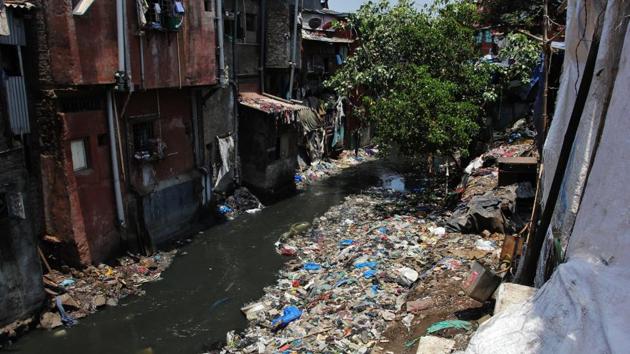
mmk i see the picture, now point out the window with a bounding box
[224,12,245,40]
[71,139,89,172]
[0,45,21,77]
[204,0,213,12]
[59,95,103,112]
[133,121,155,151]
[0,193,7,218]
[97,133,109,147]
[246,14,256,32]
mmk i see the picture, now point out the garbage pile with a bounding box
[39,250,177,329]
[295,148,378,188]
[222,186,503,353]
[218,187,264,219]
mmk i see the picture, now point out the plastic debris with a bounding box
[59,279,75,288]
[426,320,472,334]
[475,239,497,251]
[354,262,377,270]
[271,306,302,329]
[218,205,233,215]
[223,165,510,352]
[340,239,354,247]
[40,251,176,327]
[303,263,321,271]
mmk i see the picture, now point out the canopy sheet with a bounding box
[467,1,630,353]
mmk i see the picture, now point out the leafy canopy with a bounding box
[326,0,492,158]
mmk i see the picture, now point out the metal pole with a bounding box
[288,0,299,99]
[260,0,267,92]
[116,0,125,73]
[107,90,126,227]
[542,0,550,139]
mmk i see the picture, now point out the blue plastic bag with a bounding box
[340,239,354,247]
[303,262,321,271]
[363,270,377,279]
[355,261,377,270]
[218,205,233,214]
[272,306,302,328]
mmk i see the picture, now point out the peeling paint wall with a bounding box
[39,0,217,88]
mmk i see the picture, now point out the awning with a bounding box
[302,29,354,44]
[5,1,36,9]
[239,92,308,114]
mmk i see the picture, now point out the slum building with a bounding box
[230,0,306,197]
[0,0,46,329]
[33,0,227,266]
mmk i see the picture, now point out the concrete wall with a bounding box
[39,94,121,266]
[265,0,291,69]
[0,114,44,328]
[239,107,297,194]
[200,86,235,193]
[123,88,200,249]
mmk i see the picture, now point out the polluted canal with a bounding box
[8,159,414,354]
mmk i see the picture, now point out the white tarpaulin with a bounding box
[214,135,234,188]
[467,1,630,353]
[535,0,629,286]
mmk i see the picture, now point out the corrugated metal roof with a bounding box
[5,76,31,135]
[239,92,308,114]
[0,9,26,45]
[302,29,354,44]
[5,1,36,9]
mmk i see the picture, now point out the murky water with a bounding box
[7,159,405,354]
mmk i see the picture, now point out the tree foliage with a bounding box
[326,0,491,157]
[479,0,565,33]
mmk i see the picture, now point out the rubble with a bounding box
[218,187,265,220]
[493,283,536,315]
[39,250,177,329]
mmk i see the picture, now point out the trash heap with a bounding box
[223,186,503,353]
[295,148,378,188]
[39,250,177,329]
[218,187,265,219]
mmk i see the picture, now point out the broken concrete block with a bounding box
[397,267,419,287]
[416,336,455,354]
[406,297,433,313]
[40,312,62,329]
[241,302,266,321]
[462,261,501,302]
[92,294,107,308]
[494,283,536,315]
[58,293,81,310]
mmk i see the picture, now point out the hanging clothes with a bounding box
[136,0,149,28]
[214,135,235,188]
[0,3,10,37]
[332,97,346,148]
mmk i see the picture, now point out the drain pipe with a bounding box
[116,0,127,89]
[112,0,127,227]
[216,0,227,86]
[288,0,299,99]
[232,0,240,184]
[107,90,126,227]
[259,0,266,92]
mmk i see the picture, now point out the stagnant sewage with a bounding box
[6,160,411,354]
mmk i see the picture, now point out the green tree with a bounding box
[326,0,491,158]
